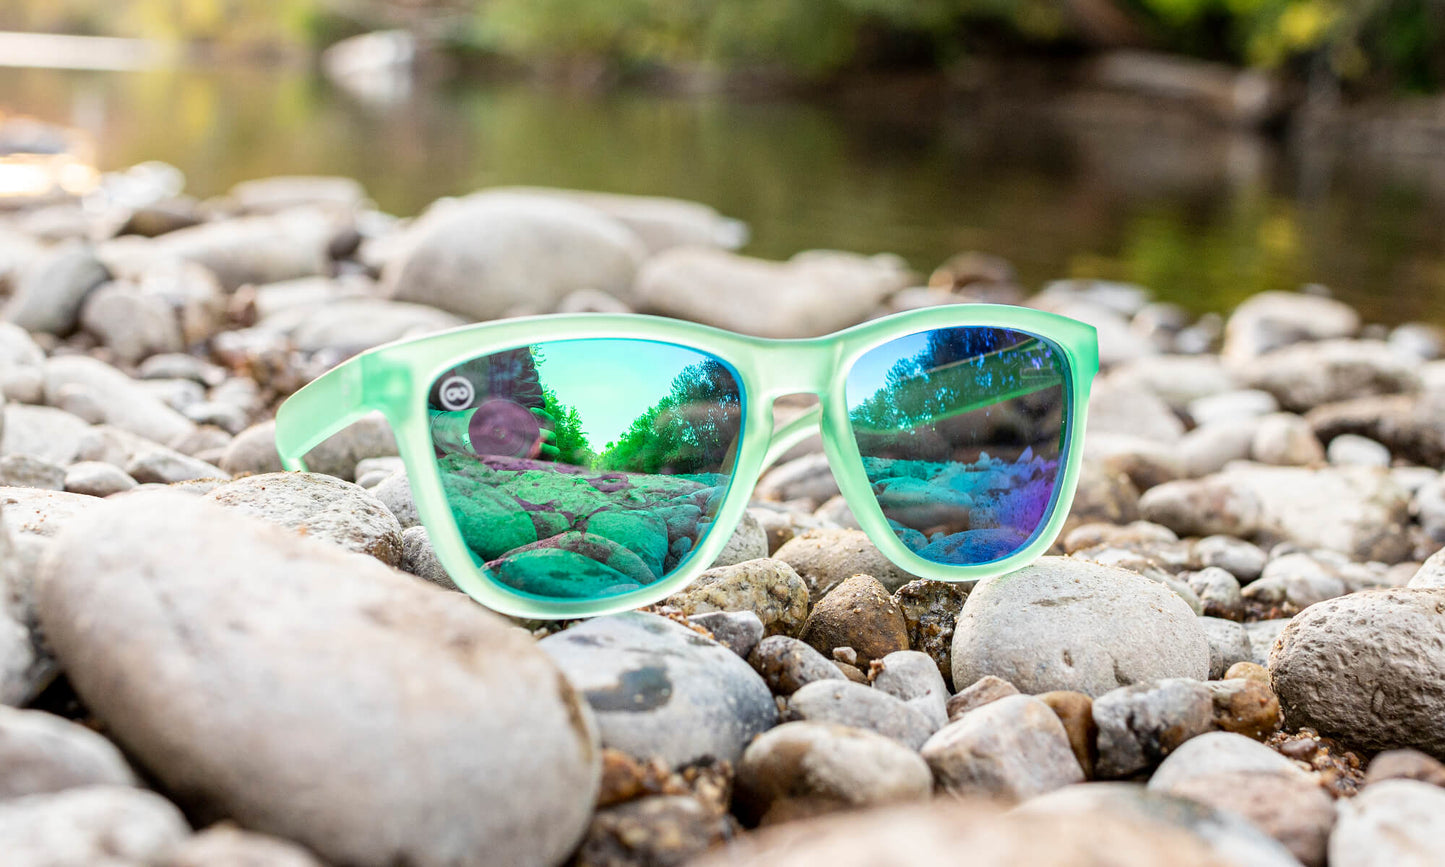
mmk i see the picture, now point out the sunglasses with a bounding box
[274,305,1098,620]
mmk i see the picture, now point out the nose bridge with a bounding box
[746,337,839,472]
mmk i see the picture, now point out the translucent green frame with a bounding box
[275,305,1099,620]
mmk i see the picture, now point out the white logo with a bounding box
[438,375,475,410]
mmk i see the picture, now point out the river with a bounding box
[3,63,1444,325]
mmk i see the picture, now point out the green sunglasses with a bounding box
[274,305,1099,620]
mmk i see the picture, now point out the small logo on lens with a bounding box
[438,375,475,410]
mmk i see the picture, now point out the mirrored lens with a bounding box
[845,326,1069,566]
[426,339,743,601]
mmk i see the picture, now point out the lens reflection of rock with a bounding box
[429,399,544,459]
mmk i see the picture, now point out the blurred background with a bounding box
[2,0,1444,324]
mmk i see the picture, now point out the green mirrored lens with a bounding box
[427,339,743,601]
[845,326,1070,566]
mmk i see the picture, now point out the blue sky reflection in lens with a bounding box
[845,326,1069,566]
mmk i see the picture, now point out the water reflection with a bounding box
[847,327,1066,565]
[427,339,741,600]
[1,66,1443,325]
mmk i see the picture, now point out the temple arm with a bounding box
[274,356,371,472]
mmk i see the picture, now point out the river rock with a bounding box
[541,612,775,768]
[1138,476,1261,538]
[664,558,807,637]
[167,825,326,867]
[1065,460,1141,528]
[125,448,225,485]
[773,528,914,596]
[1161,770,1334,866]
[872,650,949,730]
[1407,547,1445,589]
[0,454,64,491]
[636,248,911,338]
[735,721,932,824]
[1251,413,1325,465]
[2,242,109,335]
[1086,378,1184,443]
[799,574,909,667]
[787,680,934,750]
[62,461,137,497]
[687,610,763,659]
[1325,433,1391,467]
[1224,464,1411,562]
[1363,749,1445,787]
[952,558,1209,697]
[754,453,839,507]
[1150,732,1308,790]
[0,404,92,467]
[1108,355,1237,410]
[1328,779,1445,867]
[1192,535,1267,582]
[37,491,600,867]
[147,209,337,290]
[488,186,747,254]
[230,174,366,214]
[1178,420,1260,478]
[1269,588,1445,760]
[1222,290,1360,362]
[1092,678,1214,778]
[204,472,404,565]
[388,193,646,320]
[1020,782,1302,867]
[947,675,1020,720]
[44,355,194,446]
[891,579,968,690]
[0,785,190,866]
[0,706,137,800]
[694,797,1223,867]
[1198,617,1252,679]
[1188,389,1280,427]
[1186,568,1244,621]
[749,635,845,695]
[0,323,45,404]
[572,793,734,867]
[922,694,1084,800]
[1251,340,1420,413]
[78,282,184,365]
[398,525,455,590]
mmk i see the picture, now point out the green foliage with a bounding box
[596,359,741,475]
[540,384,595,468]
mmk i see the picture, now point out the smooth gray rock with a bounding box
[1270,588,1445,760]
[1329,780,1445,867]
[1244,552,1346,609]
[753,452,838,506]
[1138,476,1262,538]
[634,248,910,339]
[664,558,808,637]
[788,680,934,750]
[872,650,949,731]
[389,193,646,320]
[1019,782,1302,867]
[1326,433,1391,467]
[1093,678,1215,778]
[1251,413,1325,466]
[922,694,1084,800]
[399,525,456,590]
[1186,567,1245,621]
[1108,355,1237,410]
[44,356,194,446]
[146,209,336,290]
[1178,420,1260,478]
[124,448,225,485]
[1198,617,1253,680]
[0,706,137,800]
[952,558,1209,698]
[1241,339,1418,413]
[0,454,64,490]
[205,472,403,566]
[286,298,466,355]
[373,469,419,527]
[541,612,775,768]
[0,785,189,866]
[220,416,398,482]
[2,243,109,335]
[1245,619,1291,668]
[1225,464,1412,563]
[0,501,36,707]
[748,635,846,696]
[37,491,600,867]
[1188,389,1280,427]
[735,721,931,824]
[1086,377,1184,443]
[0,404,91,466]
[62,461,137,498]
[487,186,747,255]
[709,510,768,568]
[1193,535,1267,582]
[1149,732,1311,791]
[687,611,764,659]
[79,282,183,364]
[1222,291,1360,362]
[0,323,45,404]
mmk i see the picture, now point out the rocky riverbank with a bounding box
[2,171,1444,866]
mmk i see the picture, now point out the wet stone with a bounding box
[786,680,934,751]
[748,635,844,696]
[799,574,909,668]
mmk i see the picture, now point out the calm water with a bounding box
[3,65,1445,324]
